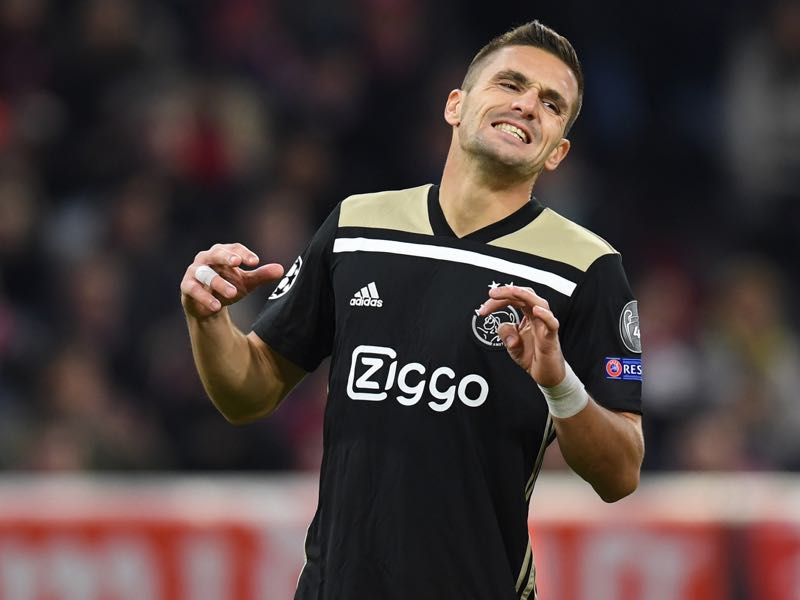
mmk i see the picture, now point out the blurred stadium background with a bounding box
[0,0,798,597]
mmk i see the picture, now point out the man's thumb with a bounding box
[246,263,285,286]
[497,322,519,350]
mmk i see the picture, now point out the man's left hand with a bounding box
[478,285,566,387]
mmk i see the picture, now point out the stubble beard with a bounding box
[460,128,539,185]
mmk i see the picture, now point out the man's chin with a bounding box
[476,151,536,180]
[462,138,538,179]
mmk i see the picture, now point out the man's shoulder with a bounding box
[339,184,433,235]
[489,207,618,272]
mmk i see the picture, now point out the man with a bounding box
[181,20,644,600]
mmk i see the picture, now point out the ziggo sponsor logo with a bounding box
[346,345,489,412]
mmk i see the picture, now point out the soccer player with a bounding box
[181,20,644,600]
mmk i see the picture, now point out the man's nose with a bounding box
[511,89,540,120]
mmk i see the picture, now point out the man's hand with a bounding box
[480,285,644,502]
[180,243,285,319]
[478,285,565,387]
[180,242,302,423]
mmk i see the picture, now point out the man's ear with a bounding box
[444,89,463,126]
[544,138,571,172]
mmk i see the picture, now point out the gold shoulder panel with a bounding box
[338,184,434,235]
[488,208,617,272]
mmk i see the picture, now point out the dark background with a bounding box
[1,0,798,473]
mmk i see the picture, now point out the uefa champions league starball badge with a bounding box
[269,255,303,299]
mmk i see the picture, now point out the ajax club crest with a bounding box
[472,281,521,347]
[472,307,521,347]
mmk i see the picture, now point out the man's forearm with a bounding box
[552,400,644,502]
[186,308,284,424]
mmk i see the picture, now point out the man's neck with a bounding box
[439,152,539,238]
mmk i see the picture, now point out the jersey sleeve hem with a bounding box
[593,395,643,415]
[250,325,317,373]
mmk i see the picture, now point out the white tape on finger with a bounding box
[195,265,219,287]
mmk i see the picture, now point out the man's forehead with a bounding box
[478,45,579,100]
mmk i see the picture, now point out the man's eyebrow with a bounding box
[493,69,531,87]
[492,69,570,112]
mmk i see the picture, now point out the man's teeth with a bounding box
[494,123,527,143]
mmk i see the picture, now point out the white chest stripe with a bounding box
[333,237,577,297]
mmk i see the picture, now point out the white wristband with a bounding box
[537,362,589,419]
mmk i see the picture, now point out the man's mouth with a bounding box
[492,122,530,144]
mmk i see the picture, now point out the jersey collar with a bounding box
[427,184,544,243]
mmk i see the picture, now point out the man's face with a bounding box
[445,45,579,180]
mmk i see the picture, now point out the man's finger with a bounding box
[198,243,260,268]
[181,278,222,311]
[478,297,532,318]
[218,243,259,267]
[531,305,560,334]
[497,322,520,348]
[243,263,285,287]
[479,285,549,316]
[490,285,549,308]
[195,265,218,286]
[192,265,239,299]
[227,243,260,266]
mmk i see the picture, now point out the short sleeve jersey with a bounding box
[252,184,643,600]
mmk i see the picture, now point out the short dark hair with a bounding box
[462,21,584,135]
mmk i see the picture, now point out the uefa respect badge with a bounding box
[604,357,643,381]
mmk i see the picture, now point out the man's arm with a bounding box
[478,285,644,502]
[552,405,643,502]
[181,243,306,424]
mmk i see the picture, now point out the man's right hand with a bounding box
[180,243,285,320]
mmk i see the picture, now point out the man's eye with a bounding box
[500,82,520,91]
[543,101,561,114]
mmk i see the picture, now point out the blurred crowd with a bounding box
[0,0,798,472]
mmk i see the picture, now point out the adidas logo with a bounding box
[350,282,383,307]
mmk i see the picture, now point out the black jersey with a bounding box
[252,184,643,600]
